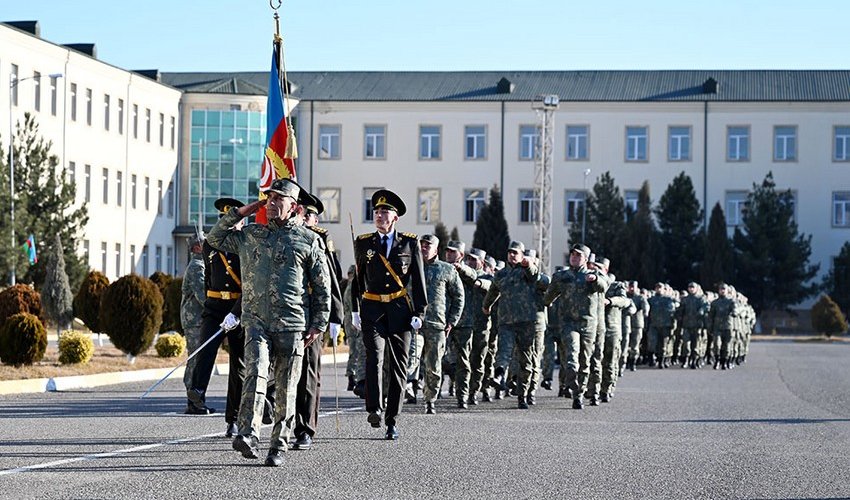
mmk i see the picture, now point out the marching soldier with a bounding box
[180,237,205,394]
[186,198,246,438]
[626,281,649,371]
[599,273,633,402]
[708,283,738,370]
[292,191,344,451]
[542,266,566,392]
[463,248,492,405]
[210,178,330,467]
[343,265,365,392]
[679,282,709,369]
[350,189,428,440]
[444,240,478,408]
[482,240,541,410]
[415,235,464,414]
[544,244,609,410]
[647,282,679,369]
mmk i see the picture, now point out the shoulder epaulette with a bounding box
[357,232,372,240]
[308,225,328,235]
[401,231,417,239]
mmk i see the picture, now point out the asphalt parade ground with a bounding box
[0,340,848,500]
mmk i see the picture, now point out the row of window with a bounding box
[9,63,176,149]
[310,187,850,228]
[68,162,174,217]
[316,123,850,163]
[83,241,173,277]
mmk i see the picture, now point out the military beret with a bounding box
[570,243,590,258]
[446,240,466,254]
[507,240,525,253]
[264,178,301,200]
[214,197,245,213]
[372,189,406,216]
[468,248,486,261]
[420,234,439,245]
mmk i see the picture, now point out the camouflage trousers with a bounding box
[618,326,630,368]
[601,331,623,396]
[495,322,537,397]
[586,325,606,399]
[420,328,448,403]
[345,322,366,382]
[559,324,595,400]
[672,327,684,360]
[713,329,732,359]
[528,327,546,395]
[450,327,474,402]
[182,324,202,391]
[628,327,644,360]
[481,328,498,392]
[680,327,705,359]
[542,326,559,381]
[238,325,304,452]
[407,331,425,382]
[648,325,674,360]
[468,328,491,396]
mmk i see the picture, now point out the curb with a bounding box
[0,352,349,395]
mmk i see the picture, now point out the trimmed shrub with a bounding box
[155,333,186,358]
[149,271,173,333]
[100,275,163,357]
[163,278,184,334]
[73,271,110,333]
[811,294,848,338]
[0,312,48,366]
[0,284,46,327]
[58,330,95,365]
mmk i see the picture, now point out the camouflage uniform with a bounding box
[647,293,678,367]
[627,292,648,368]
[180,252,205,391]
[708,294,738,369]
[599,281,633,398]
[482,260,540,404]
[586,278,608,402]
[467,272,492,401]
[207,208,330,453]
[527,273,549,401]
[618,296,634,374]
[417,258,464,404]
[344,279,365,384]
[542,297,563,387]
[679,293,709,366]
[544,264,608,406]
[451,261,482,405]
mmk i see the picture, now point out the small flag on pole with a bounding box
[21,235,37,265]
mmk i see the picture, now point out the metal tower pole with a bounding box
[533,95,558,274]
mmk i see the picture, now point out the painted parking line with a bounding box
[0,405,364,476]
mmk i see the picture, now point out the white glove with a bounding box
[410,317,423,330]
[221,313,240,331]
[330,323,341,344]
[352,312,361,330]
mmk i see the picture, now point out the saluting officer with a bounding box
[292,191,344,451]
[187,197,246,437]
[351,189,428,440]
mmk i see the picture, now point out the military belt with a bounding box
[207,290,241,300]
[362,289,407,303]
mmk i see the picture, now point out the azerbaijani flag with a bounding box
[21,234,37,265]
[256,45,297,224]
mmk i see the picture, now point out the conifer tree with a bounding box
[623,181,663,285]
[473,185,511,261]
[569,172,626,268]
[701,203,733,291]
[433,222,450,256]
[656,172,704,289]
[41,234,74,335]
[821,241,850,315]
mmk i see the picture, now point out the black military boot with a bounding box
[526,392,536,406]
[232,435,260,459]
[481,389,492,403]
[457,398,468,409]
[490,367,505,390]
[264,448,284,467]
[600,392,610,403]
[557,386,565,397]
[572,397,584,410]
[425,402,436,415]
[518,395,529,410]
[541,379,552,391]
[721,357,728,370]
[353,379,366,399]
[467,394,478,406]
[347,375,355,391]
[713,358,720,370]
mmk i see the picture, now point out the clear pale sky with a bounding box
[4,0,848,72]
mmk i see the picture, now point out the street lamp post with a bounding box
[8,72,62,285]
[582,168,591,243]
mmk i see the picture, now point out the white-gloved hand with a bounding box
[352,312,362,330]
[330,323,341,344]
[410,316,423,330]
[221,313,240,331]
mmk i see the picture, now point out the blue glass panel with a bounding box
[236,111,248,128]
[221,111,235,127]
[191,110,205,126]
[235,162,249,179]
[221,163,234,179]
[206,162,220,180]
[191,127,205,144]
[207,127,221,143]
[248,112,261,129]
[219,180,233,196]
[207,111,221,126]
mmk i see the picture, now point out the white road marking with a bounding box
[0,405,364,476]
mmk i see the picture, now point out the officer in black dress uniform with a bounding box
[351,189,427,440]
[291,191,344,450]
[186,197,246,437]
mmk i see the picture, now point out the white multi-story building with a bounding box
[2,21,180,281]
[165,71,850,297]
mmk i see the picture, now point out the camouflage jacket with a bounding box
[543,265,609,332]
[679,293,709,329]
[180,254,205,329]
[343,278,356,334]
[483,261,541,325]
[603,281,632,336]
[534,274,550,330]
[207,209,330,333]
[708,296,738,332]
[423,258,464,331]
[474,273,494,332]
[454,261,480,329]
[629,293,649,329]
[648,294,678,328]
